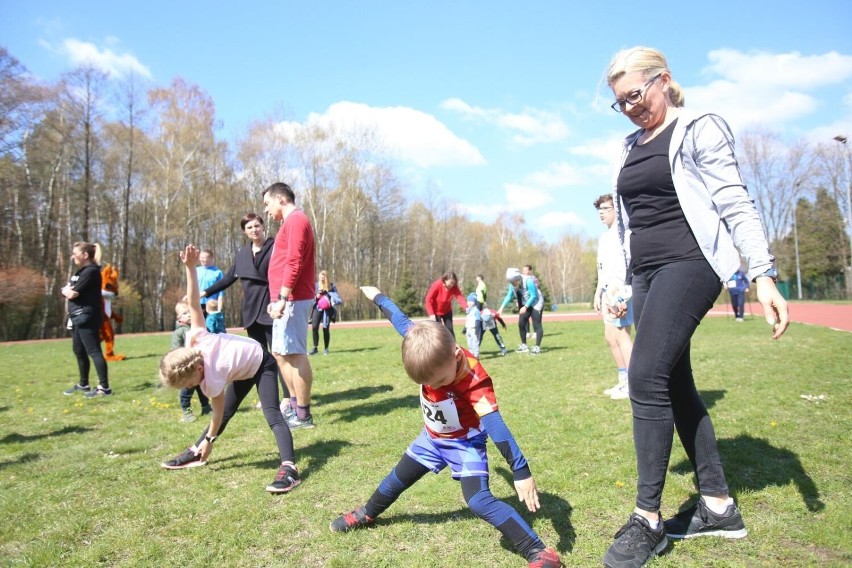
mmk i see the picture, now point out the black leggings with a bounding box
[518,309,543,346]
[246,322,289,398]
[194,351,295,464]
[310,310,331,350]
[72,325,109,389]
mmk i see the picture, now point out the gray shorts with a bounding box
[271,299,311,355]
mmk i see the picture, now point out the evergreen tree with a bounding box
[392,272,425,317]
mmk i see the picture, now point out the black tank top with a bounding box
[617,119,704,271]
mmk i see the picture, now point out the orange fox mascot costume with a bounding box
[94,247,126,362]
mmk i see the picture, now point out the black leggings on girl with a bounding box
[194,351,295,464]
[364,453,544,560]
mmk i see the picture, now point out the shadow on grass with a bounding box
[0,425,94,444]
[0,405,8,413]
[215,438,354,483]
[671,434,825,512]
[313,385,394,406]
[323,394,420,423]
[313,346,381,355]
[0,452,40,470]
[698,389,726,410]
[495,467,576,554]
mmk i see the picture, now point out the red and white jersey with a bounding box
[420,348,498,439]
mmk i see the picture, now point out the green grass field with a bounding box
[1,318,850,567]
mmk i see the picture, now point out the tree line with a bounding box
[1,47,848,341]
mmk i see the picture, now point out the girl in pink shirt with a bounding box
[159,245,301,494]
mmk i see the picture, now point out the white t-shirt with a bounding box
[597,224,627,291]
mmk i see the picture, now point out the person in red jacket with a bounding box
[424,271,466,338]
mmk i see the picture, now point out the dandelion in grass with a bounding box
[770,421,777,427]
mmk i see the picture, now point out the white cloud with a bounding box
[537,210,584,229]
[293,101,486,168]
[704,49,852,89]
[57,38,152,79]
[687,49,852,132]
[441,97,568,146]
[504,183,554,210]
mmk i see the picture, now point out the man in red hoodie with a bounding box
[263,182,317,429]
[424,271,466,338]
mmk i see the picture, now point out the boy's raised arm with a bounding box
[360,286,414,337]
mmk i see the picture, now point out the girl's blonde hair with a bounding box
[400,321,456,384]
[159,347,204,388]
[606,46,685,108]
[318,270,330,292]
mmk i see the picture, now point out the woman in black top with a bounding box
[62,242,111,397]
[202,213,275,353]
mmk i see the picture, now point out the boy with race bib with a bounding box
[329,286,561,568]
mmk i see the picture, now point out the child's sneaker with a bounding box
[63,384,90,395]
[500,348,508,356]
[160,447,207,469]
[603,513,667,568]
[266,462,301,493]
[664,500,747,540]
[200,404,212,416]
[323,348,329,356]
[531,345,541,354]
[83,386,112,398]
[527,546,563,567]
[287,414,315,430]
[181,408,196,423]
[610,383,629,400]
[329,506,374,532]
[515,344,529,353]
[308,348,318,355]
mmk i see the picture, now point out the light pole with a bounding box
[833,135,852,298]
[793,203,803,300]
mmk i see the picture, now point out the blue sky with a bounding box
[3,1,852,242]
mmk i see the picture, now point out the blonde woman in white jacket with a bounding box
[601,46,789,568]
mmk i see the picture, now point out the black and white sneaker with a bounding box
[603,513,667,568]
[266,462,301,493]
[664,500,747,540]
[64,384,91,395]
[161,447,207,469]
[83,386,112,398]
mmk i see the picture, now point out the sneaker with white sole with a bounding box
[280,400,295,420]
[610,383,629,400]
[266,462,301,493]
[83,386,112,398]
[287,414,315,429]
[664,499,747,540]
[530,345,541,354]
[180,408,197,423]
[161,447,207,469]
[603,513,667,568]
[515,344,529,353]
[63,384,91,395]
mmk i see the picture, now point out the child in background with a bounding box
[464,292,482,358]
[329,286,562,568]
[159,245,301,494]
[481,306,509,356]
[204,298,226,334]
[172,301,211,423]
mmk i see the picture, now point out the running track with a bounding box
[334,301,852,333]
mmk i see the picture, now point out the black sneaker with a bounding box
[664,500,747,540]
[161,447,207,469]
[64,384,90,395]
[603,513,667,568]
[287,414,315,430]
[83,387,112,398]
[329,506,374,532]
[200,404,212,416]
[266,462,301,493]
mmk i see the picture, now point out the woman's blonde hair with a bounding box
[318,270,330,292]
[400,321,456,384]
[159,347,204,388]
[606,46,685,108]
